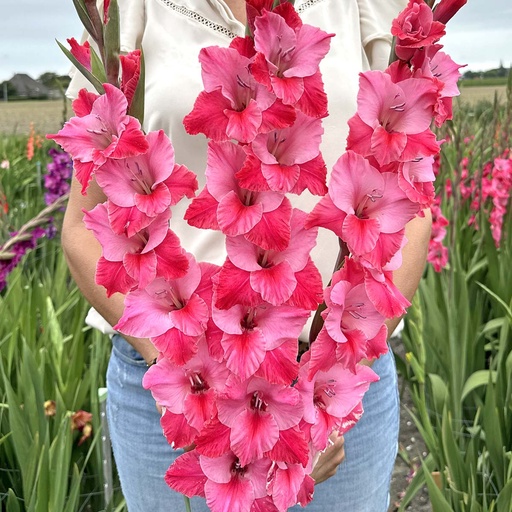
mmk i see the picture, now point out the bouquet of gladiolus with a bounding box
[49,0,466,510]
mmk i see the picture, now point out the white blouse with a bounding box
[69,0,407,335]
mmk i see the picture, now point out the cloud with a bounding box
[0,0,84,81]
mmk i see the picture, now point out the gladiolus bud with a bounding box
[67,38,92,72]
[433,0,467,24]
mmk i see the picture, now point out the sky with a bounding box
[1,0,511,83]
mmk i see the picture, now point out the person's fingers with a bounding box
[155,402,163,415]
[311,433,346,484]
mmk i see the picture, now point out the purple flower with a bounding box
[44,148,73,206]
[0,228,47,292]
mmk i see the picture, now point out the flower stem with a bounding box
[183,496,192,512]
[308,239,349,343]
[0,193,68,258]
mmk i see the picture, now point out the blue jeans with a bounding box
[107,334,399,512]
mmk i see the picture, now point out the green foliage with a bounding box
[397,79,512,510]
[0,135,125,510]
[460,77,509,88]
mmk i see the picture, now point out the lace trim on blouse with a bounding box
[158,0,239,38]
[158,0,326,38]
[297,0,325,13]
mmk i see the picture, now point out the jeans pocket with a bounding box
[111,333,147,367]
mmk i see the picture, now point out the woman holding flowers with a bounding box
[58,0,441,510]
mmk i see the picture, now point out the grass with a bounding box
[460,77,508,87]
[0,99,72,136]
[458,85,507,104]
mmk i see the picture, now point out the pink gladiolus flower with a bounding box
[166,450,271,512]
[363,266,411,318]
[165,450,208,498]
[83,204,188,294]
[120,50,141,108]
[397,156,436,209]
[143,340,229,437]
[115,255,208,344]
[95,130,196,234]
[427,242,448,272]
[412,48,463,98]
[184,46,293,143]
[411,47,465,126]
[322,268,386,347]
[186,141,292,251]
[391,0,446,61]
[216,377,304,466]
[251,9,333,117]
[202,452,272,512]
[215,210,323,309]
[72,89,101,118]
[347,72,439,165]
[67,37,91,71]
[238,112,327,196]
[212,298,309,382]
[47,84,149,193]
[433,0,467,24]
[307,259,385,375]
[297,355,378,451]
[245,0,291,35]
[307,151,418,259]
[267,462,311,512]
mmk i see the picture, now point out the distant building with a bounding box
[6,73,58,99]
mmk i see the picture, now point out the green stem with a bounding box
[0,193,69,258]
[308,239,349,344]
[183,496,192,512]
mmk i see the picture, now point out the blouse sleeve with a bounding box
[66,0,145,99]
[356,0,407,70]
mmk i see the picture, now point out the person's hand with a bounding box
[310,432,345,484]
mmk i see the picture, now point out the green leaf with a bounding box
[56,40,105,94]
[480,317,507,337]
[497,476,512,512]
[71,0,97,41]
[441,409,468,493]
[482,379,505,489]
[45,297,64,364]
[6,489,21,512]
[90,45,108,83]
[35,440,50,512]
[63,464,82,512]
[104,0,120,85]
[428,373,448,414]
[421,461,453,512]
[49,416,73,512]
[477,282,512,321]
[128,47,145,124]
[461,370,498,402]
